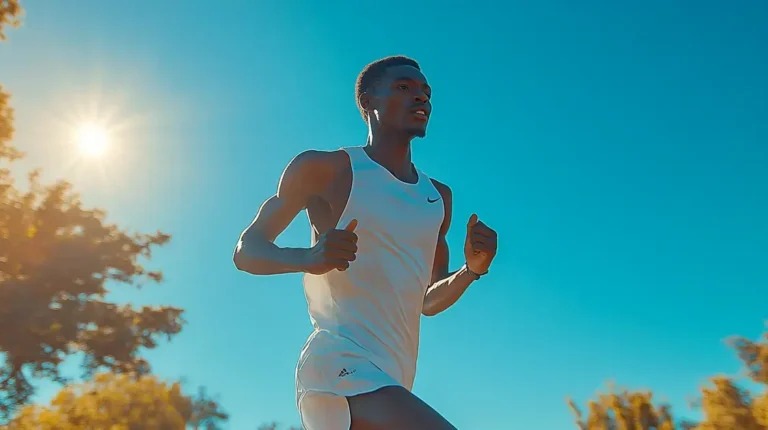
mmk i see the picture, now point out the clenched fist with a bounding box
[303,219,359,275]
[464,214,497,276]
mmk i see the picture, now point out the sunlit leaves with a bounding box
[568,386,677,430]
[6,373,228,430]
[0,166,180,419]
[0,0,22,41]
[570,325,768,430]
[0,86,22,161]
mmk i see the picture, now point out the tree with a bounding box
[5,372,228,430]
[693,376,763,430]
[188,386,230,430]
[1,0,22,160]
[0,0,184,421]
[569,323,768,429]
[0,85,20,161]
[730,331,768,388]
[568,386,677,430]
[0,0,22,41]
[689,330,768,430]
[0,167,183,419]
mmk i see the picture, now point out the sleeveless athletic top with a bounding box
[301,145,445,390]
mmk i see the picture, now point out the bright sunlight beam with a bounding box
[76,123,109,157]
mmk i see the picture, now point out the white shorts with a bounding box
[296,330,400,430]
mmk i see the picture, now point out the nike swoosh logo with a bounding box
[427,197,441,203]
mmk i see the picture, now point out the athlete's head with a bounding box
[356,56,432,139]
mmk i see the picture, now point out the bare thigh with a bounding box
[346,385,457,430]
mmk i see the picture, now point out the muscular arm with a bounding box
[421,181,477,316]
[233,151,324,275]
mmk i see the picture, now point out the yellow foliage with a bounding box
[693,377,765,430]
[0,0,22,41]
[570,324,768,429]
[569,387,677,430]
[754,393,768,428]
[0,85,20,161]
[4,373,228,430]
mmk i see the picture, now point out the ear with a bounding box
[358,92,371,112]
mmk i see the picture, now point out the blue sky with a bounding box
[2,0,767,428]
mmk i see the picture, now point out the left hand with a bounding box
[464,214,497,275]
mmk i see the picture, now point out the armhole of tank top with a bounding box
[334,148,355,229]
[425,174,447,224]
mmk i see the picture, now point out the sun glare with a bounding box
[76,123,109,157]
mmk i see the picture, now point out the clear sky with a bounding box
[2,0,767,428]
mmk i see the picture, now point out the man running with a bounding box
[233,56,498,429]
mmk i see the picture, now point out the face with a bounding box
[362,65,432,138]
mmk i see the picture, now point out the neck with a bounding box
[365,126,415,181]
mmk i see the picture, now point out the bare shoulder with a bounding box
[287,149,349,174]
[280,149,350,195]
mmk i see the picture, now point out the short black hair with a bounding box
[355,55,420,121]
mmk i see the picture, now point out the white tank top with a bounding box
[301,146,445,390]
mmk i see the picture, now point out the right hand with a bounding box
[303,219,359,275]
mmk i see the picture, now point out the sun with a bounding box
[76,123,109,157]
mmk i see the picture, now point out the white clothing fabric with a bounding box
[295,146,444,429]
